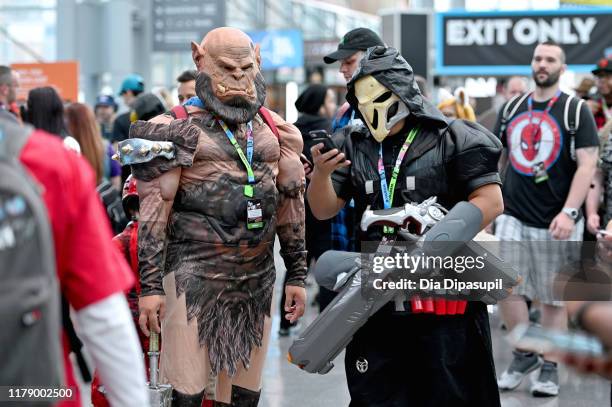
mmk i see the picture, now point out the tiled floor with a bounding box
[262,247,611,407]
[79,245,611,406]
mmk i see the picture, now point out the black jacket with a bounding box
[332,47,502,241]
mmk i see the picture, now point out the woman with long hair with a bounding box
[66,103,126,233]
[65,103,106,185]
[66,102,122,190]
[23,86,81,153]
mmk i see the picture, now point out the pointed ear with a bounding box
[254,43,262,68]
[191,41,205,70]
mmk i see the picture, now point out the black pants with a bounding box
[345,302,500,407]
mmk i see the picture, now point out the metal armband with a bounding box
[112,138,175,166]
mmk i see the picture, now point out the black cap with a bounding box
[324,28,384,64]
[592,57,612,75]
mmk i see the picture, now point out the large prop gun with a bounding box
[288,197,519,374]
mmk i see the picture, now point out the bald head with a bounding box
[202,27,254,53]
[504,76,528,100]
[189,27,266,124]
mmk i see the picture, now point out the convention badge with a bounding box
[246,199,264,229]
[532,162,549,184]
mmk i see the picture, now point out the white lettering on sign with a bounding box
[513,18,539,45]
[573,17,597,44]
[446,17,597,46]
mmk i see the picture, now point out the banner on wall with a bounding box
[11,61,79,102]
[436,8,612,75]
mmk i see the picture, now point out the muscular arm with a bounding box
[137,167,181,295]
[468,183,504,230]
[306,169,346,220]
[564,146,599,210]
[274,113,308,287]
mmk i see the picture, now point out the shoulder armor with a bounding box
[114,138,175,165]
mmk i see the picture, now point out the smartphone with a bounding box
[508,324,604,357]
[308,130,338,155]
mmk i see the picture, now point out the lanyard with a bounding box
[378,126,419,210]
[217,118,255,197]
[527,90,561,139]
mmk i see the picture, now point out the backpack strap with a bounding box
[258,106,280,140]
[0,119,33,160]
[62,296,92,382]
[169,105,189,120]
[563,95,584,162]
[499,92,529,138]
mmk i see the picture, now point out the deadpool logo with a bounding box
[507,111,562,176]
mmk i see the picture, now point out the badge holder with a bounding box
[246,188,263,230]
[533,162,549,184]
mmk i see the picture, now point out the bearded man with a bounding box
[117,27,307,406]
[494,41,599,398]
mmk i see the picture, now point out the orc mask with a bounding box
[354,75,409,142]
[191,27,266,124]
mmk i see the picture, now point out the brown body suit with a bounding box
[130,28,306,403]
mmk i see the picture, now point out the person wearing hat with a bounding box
[586,57,612,245]
[324,28,385,131]
[112,74,145,146]
[277,84,337,335]
[320,28,385,274]
[112,74,145,183]
[591,57,612,130]
[95,94,118,141]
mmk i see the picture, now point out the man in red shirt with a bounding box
[3,117,149,406]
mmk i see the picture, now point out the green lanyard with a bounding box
[378,126,419,233]
[217,119,255,197]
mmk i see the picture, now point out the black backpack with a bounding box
[0,119,64,395]
[96,180,128,235]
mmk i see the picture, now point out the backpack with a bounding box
[96,180,128,235]
[499,92,585,161]
[0,120,64,389]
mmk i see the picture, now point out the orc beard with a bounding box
[196,71,266,124]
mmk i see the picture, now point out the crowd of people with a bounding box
[1,23,612,407]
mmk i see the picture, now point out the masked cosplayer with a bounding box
[117,27,307,406]
[307,46,505,406]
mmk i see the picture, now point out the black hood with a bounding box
[346,46,447,129]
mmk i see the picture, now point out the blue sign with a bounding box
[247,29,304,70]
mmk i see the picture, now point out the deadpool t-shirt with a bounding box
[494,92,599,228]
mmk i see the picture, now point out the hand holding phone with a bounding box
[307,131,350,177]
[309,130,338,155]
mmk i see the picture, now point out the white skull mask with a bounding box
[354,75,410,143]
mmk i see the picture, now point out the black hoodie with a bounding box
[346,46,448,129]
[331,46,502,241]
